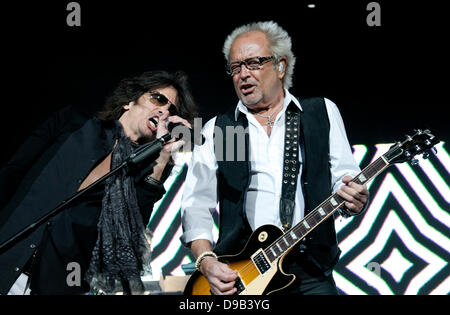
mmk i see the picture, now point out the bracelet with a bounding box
[195,251,218,271]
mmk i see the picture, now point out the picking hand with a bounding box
[200,257,239,295]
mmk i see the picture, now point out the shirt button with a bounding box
[14,267,20,272]
[30,244,36,249]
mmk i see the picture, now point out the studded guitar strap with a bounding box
[279,105,302,231]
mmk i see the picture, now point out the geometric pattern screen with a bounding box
[146,141,450,295]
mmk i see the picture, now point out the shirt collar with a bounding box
[234,88,303,121]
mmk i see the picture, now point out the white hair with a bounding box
[223,21,296,89]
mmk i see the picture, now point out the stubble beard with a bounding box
[240,89,263,108]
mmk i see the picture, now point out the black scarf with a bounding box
[85,121,152,295]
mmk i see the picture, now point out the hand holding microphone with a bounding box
[156,113,192,158]
[127,113,203,166]
[148,113,196,183]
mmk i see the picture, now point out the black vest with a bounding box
[213,97,340,275]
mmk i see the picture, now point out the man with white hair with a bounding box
[181,21,369,295]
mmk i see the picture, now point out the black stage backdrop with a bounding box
[1,1,449,296]
[2,1,449,162]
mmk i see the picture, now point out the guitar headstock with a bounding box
[383,129,440,165]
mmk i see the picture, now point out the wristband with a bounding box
[195,251,218,271]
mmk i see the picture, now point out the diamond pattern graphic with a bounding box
[370,229,430,294]
[334,142,450,295]
[382,248,414,283]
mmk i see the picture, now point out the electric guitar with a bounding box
[184,129,440,295]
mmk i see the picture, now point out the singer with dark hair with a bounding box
[0,70,197,295]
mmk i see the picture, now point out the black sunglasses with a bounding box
[148,92,178,115]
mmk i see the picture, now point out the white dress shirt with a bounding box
[180,90,361,246]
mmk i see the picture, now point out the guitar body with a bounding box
[184,224,296,295]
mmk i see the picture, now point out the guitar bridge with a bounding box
[209,276,245,295]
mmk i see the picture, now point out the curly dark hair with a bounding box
[97,70,198,123]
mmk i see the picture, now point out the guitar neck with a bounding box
[263,155,391,263]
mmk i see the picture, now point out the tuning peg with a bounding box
[424,129,436,140]
[410,158,419,166]
[422,147,438,160]
[414,129,423,135]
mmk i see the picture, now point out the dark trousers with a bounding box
[273,251,339,295]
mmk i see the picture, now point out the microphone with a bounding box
[166,121,205,146]
[127,135,170,166]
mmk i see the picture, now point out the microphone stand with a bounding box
[0,133,173,253]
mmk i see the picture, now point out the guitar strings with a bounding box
[216,143,431,289]
[263,156,388,256]
[234,148,423,284]
[228,184,361,280]
[224,157,390,283]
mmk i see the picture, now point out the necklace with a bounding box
[252,104,281,128]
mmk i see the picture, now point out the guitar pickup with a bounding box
[252,250,271,275]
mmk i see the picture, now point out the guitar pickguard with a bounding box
[185,224,296,295]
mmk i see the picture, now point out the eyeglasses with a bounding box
[148,91,178,115]
[226,56,275,76]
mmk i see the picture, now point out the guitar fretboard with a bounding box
[263,156,390,263]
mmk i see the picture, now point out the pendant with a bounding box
[266,117,275,128]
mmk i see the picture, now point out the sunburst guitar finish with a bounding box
[185,225,295,295]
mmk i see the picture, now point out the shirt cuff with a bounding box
[179,229,215,248]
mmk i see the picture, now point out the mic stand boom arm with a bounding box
[0,133,172,253]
